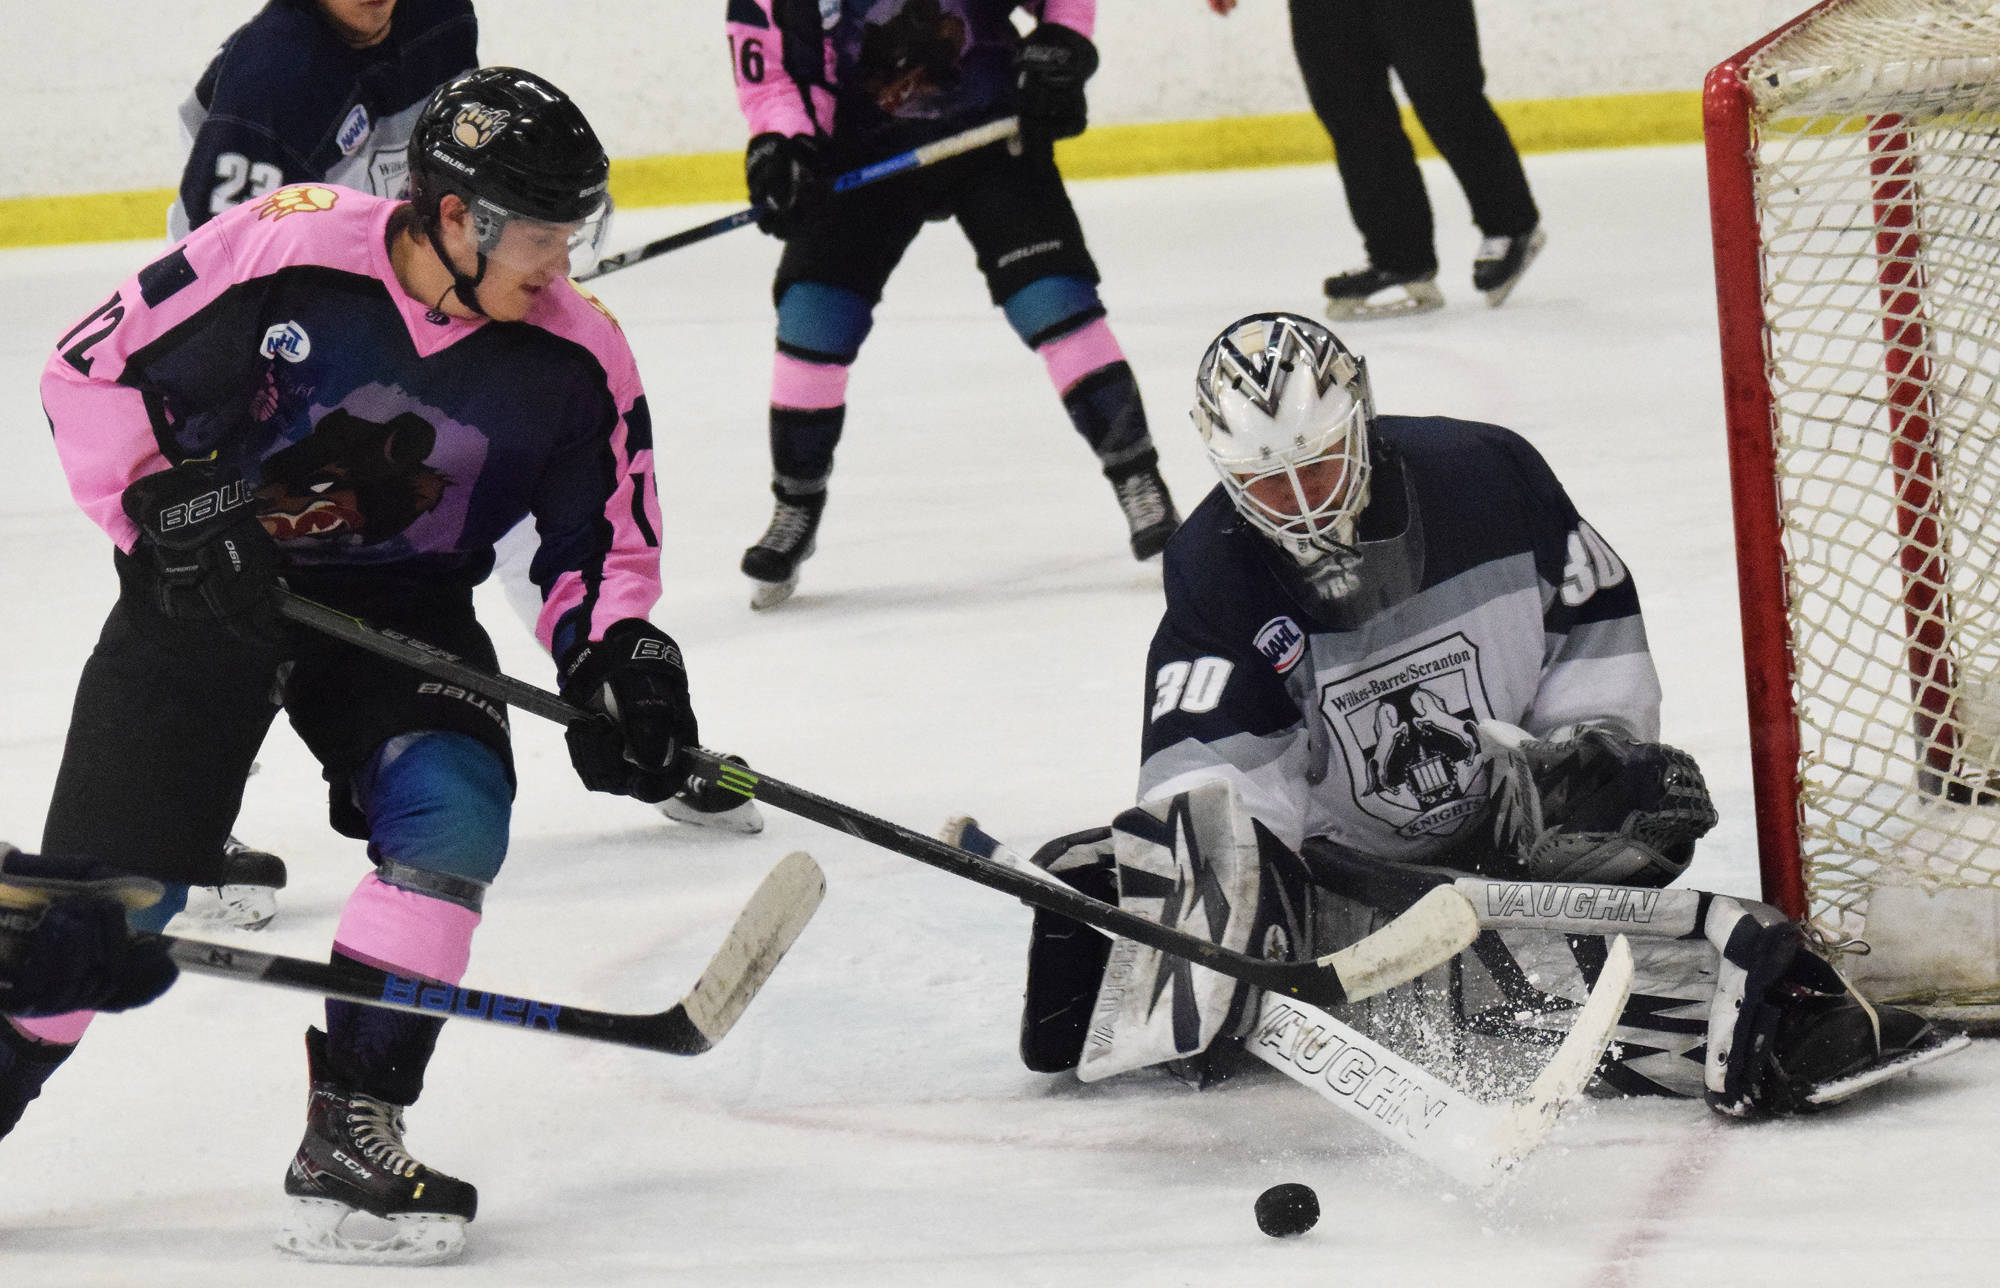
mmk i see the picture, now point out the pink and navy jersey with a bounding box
[43,184,662,665]
[727,0,1095,157]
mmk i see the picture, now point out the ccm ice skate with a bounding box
[276,1028,476,1266]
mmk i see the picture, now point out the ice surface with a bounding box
[3,148,1994,1286]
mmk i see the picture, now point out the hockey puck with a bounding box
[1253,1182,1319,1238]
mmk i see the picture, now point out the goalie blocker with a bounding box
[1016,732,1965,1116]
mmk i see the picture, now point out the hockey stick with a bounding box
[126,850,824,1055]
[1249,936,1633,1189]
[937,818,1632,1183]
[275,590,1478,1007]
[576,115,1020,281]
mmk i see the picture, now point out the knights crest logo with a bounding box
[450,103,510,149]
[255,185,339,220]
[1320,634,1494,839]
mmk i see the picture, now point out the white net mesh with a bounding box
[1737,1,2000,1000]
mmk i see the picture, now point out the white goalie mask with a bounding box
[1192,313,1375,567]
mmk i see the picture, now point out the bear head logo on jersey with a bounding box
[859,0,968,116]
[450,104,511,150]
[254,410,450,545]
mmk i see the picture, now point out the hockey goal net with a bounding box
[1707,0,2000,1018]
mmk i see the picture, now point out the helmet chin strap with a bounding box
[423,217,489,318]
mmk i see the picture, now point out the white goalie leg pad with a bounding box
[1075,779,1285,1083]
[275,1197,468,1267]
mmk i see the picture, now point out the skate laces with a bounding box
[345,1096,420,1178]
[754,500,818,554]
[1475,236,1512,264]
[1115,470,1170,530]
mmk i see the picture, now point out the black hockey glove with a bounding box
[1484,722,1717,887]
[121,459,283,647]
[0,847,177,1018]
[559,619,699,803]
[1015,23,1099,143]
[745,132,828,240]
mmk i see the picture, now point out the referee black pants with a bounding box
[1290,0,1539,274]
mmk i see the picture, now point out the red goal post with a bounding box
[1705,0,2000,1018]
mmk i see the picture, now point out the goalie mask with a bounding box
[1192,313,1375,568]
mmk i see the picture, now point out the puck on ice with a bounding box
[1254,1182,1319,1237]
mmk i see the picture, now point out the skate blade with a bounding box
[167,884,279,933]
[276,1197,467,1266]
[657,795,766,835]
[748,574,800,611]
[1805,1029,1973,1107]
[1325,280,1445,322]
[1481,230,1548,308]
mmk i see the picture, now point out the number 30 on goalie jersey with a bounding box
[1151,657,1234,720]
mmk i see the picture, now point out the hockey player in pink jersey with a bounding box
[726,0,1179,608]
[16,67,691,1265]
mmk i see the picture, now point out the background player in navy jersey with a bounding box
[170,0,479,241]
[14,68,695,1265]
[1005,312,1959,1114]
[725,0,1180,609]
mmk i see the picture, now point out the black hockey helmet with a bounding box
[410,66,609,226]
[407,67,611,312]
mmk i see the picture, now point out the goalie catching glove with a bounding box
[559,619,699,803]
[1482,720,1717,886]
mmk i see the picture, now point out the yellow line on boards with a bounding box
[1,91,1700,251]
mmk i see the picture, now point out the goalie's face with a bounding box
[1194,312,1375,566]
[1229,443,1369,562]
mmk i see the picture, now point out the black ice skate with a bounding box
[1472,228,1547,307]
[173,835,288,932]
[741,486,826,611]
[276,1027,477,1266]
[657,751,765,834]
[1322,264,1444,321]
[1108,461,1181,561]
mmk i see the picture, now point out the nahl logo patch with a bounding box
[336,103,372,156]
[450,103,510,149]
[1254,616,1305,674]
[260,321,310,363]
[255,185,339,220]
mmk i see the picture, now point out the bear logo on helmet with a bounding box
[449,104,511,150]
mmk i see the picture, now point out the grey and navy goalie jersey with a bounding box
[1138,415,1661,862]
[168,0,476,240]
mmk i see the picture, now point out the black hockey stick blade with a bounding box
[137,850,824,1055]
[274,591,1476,1007]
